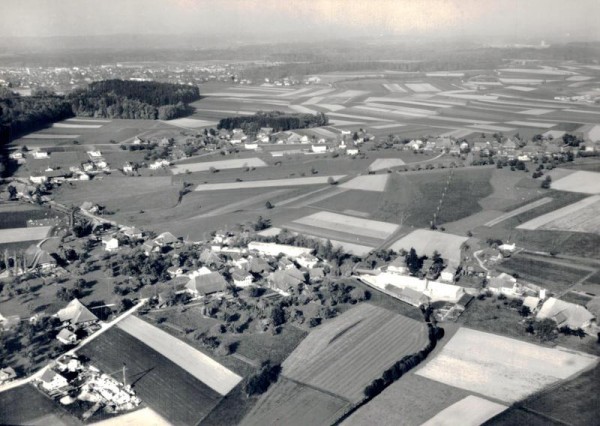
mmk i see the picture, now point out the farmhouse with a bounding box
[153,232,179,247]
[311,144,327,154]
[121,226,143,239]
[56,328,78,345]
[185,272,228,297]
[101,236,119,252]
[386,285,430,307]
[487,273,519,297]
[423,281,465,303]
[267,268,305,294]
[536,297,596,332]
[149,159,170,170]
[523,296,541,312]
[232,268,253,287]
[297,253,320,269]
[247,257,273,275]
[39,369,69,392]
[248,241,313,258]
[56,299,98,328]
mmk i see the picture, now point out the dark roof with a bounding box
[268,269,304,292]
[56,299,98,325]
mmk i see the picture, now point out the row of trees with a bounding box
[217,111,328,134]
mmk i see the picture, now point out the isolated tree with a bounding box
[7,185,17,200]
[541,175,552,189]
[265,201,274,210]
[405,248,423,275]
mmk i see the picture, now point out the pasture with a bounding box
[421,396,507,426]
[118,315,242,396]
[551,170,600,194]
[0,226,52,244]
[240,378,350,426]
[171,157,268,174]
[339,174,389,192]
[78,327,223,426]
[282,303,428,402]
[389,229,468,266]
[415,327,598,403]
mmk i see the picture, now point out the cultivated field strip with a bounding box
[517,195,600,235]
[0,226,52,244]
[282,304,428,402]
[284,222,381,248]
[416,328,598,403]
[484,197,553,227]
[339,174,390,192]
[52,123,103,129]
[22,133,80,139]
[193,175,346,191]
[293,211,399,240]
[240,378,350,426]
[551,171,600,194]
[171,157,267,174]
[118,316,242,395]
[390,229,468,266]
[420,396,507,426]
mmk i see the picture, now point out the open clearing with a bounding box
[194,175,345,191]
[551,171,600,194]
[171,157,267,174]
[416,328,598,403]
[389,229,468,266]
[118,315,241,395]
[339,174,389,192]
[293,211,399,240]
[517,195,600,233]
[240,378,349,426]
[421,396,507,426]
[368,158,406,171]
[79,327,222,426]
[485,197,553,227]
[0,226,52,243]
[282,303,428,402]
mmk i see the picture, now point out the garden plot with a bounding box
[551,171,600,194]
[339,174,389,192]
[416,328,598,403]
[368,158,406,171]
[421,396,507,426]
[517,195,600,235]
[0,226,52,244]
[405,83,440,92]
[484,197,553,227]
[171,157,267,174]
[194,175,345,191]
[282,303,429,402]
[293,211,399,240]
[118,315,242,395]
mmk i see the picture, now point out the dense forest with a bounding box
[67,79,200,119]
[218,111,329,133]
[0,88,74,141]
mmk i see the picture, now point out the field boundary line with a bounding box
[281,375,353,404]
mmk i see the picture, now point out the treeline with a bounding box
[0,88,74,140]
[68,79,199,119]
[218,111,328,134]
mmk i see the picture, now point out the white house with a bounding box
[9,151,23,160]
[537,297,596,332]
[101,236,119,252]
[30,175,48,184]
[56,328,78,345]
[87,150,102,158]
[149,159,170,170]
[347,148,359,156]
[487,273,518,297]
[244,143,258,150]
[32,150,49,159]
[311,145,327,154]
[123,162,134,174]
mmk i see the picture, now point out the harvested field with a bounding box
[368,158,406,171]
[485,197,553,227]
[22,133,80,139]
[496,255,591,294]
[163,117,217,128]
[518,108,554,115]
[194,175,345,191]
[293,211,399,240]
[0,226,52,243]
[267,225,374,255]
[505,120,556,128]
[421,396,507,426]
[0,384,81,426]
[171,157,267,174]
[382,83,407,92]
[240,378,350,426]
[282,303,428,402]
[389,229,468,266]
[406,83,440,92]
[118,315,241,395]
[78,327,222,426]
[551,171,600,194]
[52,123,103,129]
[416,328,598,403]
[339,174,389,192]
[517,195,600,233]
[90,407,170,426]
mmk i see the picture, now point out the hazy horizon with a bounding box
[3,0,600,49]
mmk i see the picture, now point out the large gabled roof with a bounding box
[56,299,98,325]
[185,272,228,295]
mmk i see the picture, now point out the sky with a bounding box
[2,0,599,43]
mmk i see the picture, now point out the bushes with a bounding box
[244,362,281,396]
